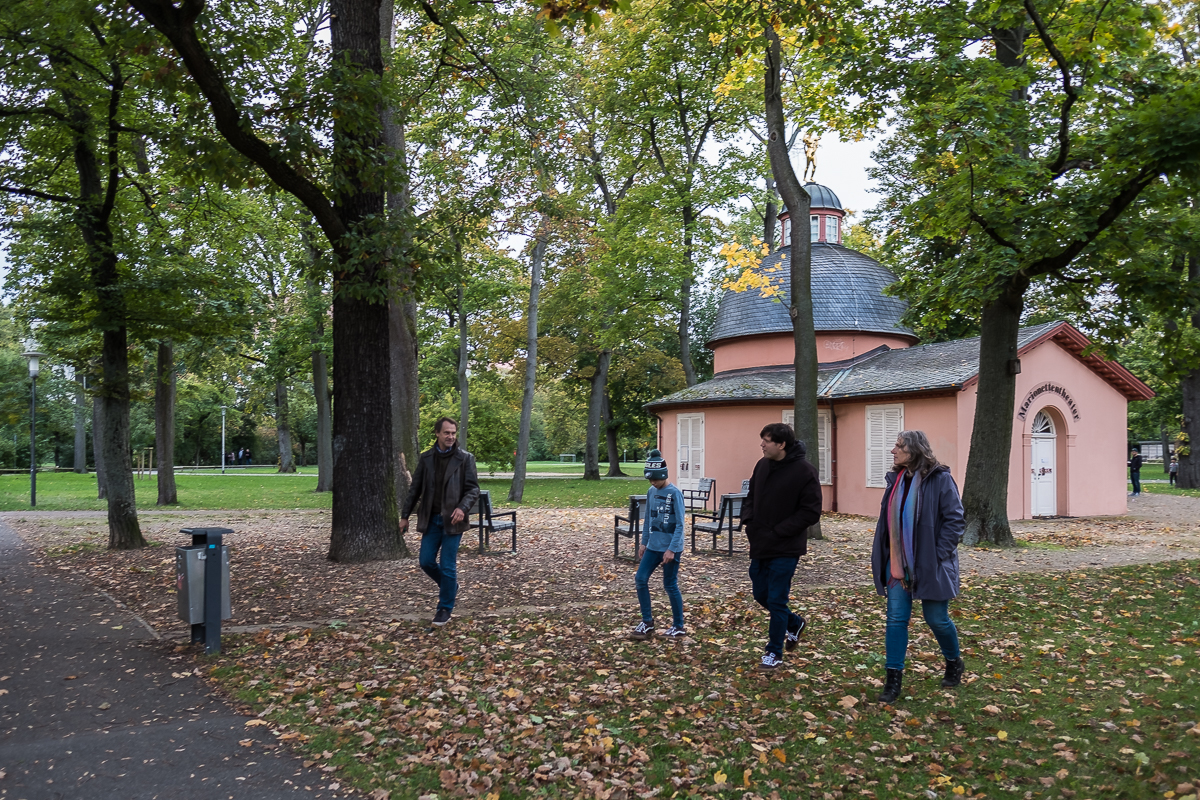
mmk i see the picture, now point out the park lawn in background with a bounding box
[482,477,642,509]
[207,559,1199,800]
[0,472,644,511]
[0,472,330,511]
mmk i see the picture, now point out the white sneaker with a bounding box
[629,621,655,640]
[663,626,687,638]
[759,652,783,671]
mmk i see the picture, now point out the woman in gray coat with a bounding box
[870,430,965,704]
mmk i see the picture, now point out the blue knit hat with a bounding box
[644,449,668,480]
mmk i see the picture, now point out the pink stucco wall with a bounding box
[712,332,913,373]
[658,405,791,505]
[987,340,1128,518]
[830,396,959,518]
[656,338,1131,522]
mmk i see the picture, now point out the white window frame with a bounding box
[782,410,832,485]
[810,215,820,242]
[829,216,840,244]
[866,403,904,488]
[780,218,791,246]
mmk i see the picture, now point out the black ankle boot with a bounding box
[878,668,903,704]
[941,658,965,688]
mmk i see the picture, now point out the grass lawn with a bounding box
[0,471,643,511]
[1131,462,1200,497]
[207,560,1200,800]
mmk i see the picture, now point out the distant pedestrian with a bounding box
[872,430,965,705]
[628,450,686,641]
[400,417,480,628]
[1128,448,1142,497]
[1169,457,1178,486]
[742,422,823,672]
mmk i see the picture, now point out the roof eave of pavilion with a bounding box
[958,321,1154,402]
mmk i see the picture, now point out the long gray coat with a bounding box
[870,466,964,601]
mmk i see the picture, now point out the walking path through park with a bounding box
[1,494,1197,799]
[0,520,347,800]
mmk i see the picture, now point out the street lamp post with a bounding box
[221,405,228,474]
[22,340,45,508]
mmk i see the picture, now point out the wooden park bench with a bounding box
[690,490,748,556]
[680,478,716,513]
[613,494,647,560]
[470,490,518,554]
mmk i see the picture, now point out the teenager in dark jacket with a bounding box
[870,430,965,704]
[742,422,823,671]
[400,417,480,628]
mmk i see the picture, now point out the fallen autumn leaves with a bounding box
[9,504,1200,799]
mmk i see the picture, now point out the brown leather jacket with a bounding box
[401,446,480,536]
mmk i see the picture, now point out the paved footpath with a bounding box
[0,521,345,800]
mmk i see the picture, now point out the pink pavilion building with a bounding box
[647,183,1154,519]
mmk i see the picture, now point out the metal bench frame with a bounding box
[470,490,518,554]
[690,492,747,556]
[680,477,716,513]
[613,495,646,560]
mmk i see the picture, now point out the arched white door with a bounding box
[1030,411,1057,517]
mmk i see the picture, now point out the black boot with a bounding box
[878,669,903,704]
[941,658,965,688]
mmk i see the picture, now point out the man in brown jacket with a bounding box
[400,417,480,627]
[743,422,823,671]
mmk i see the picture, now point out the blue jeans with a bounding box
[1130,470,1141,495]
[749,557,804,657]
[885,582,960,671]
[419,515,462,612]
[635,549,684,629]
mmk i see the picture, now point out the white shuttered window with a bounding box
[782,410,832,485]
[865,404,904,488]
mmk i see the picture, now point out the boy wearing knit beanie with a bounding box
[629,449,687,640]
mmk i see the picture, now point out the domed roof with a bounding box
[709,242,916,346]
[781,183,843,214]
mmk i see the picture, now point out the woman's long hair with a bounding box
[894,430,942,477]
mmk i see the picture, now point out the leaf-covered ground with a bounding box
[7,495,1200,798]
[208,561,1199,800]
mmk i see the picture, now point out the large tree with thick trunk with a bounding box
[842,0,1200,544]
[128,0,405,561]
[763,25,824,540]
[0,4,145,547]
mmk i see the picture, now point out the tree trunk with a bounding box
[457,283,470,451]
[509,226,547,502]
[312,341,333,492]
[961,281,1026,547]
[763,174,779,253]
[326,0,400,563]
[388,297,419,509]
[74,372,87,473]
[604,391,625,477]
[764,26,822,539]
[101,328,144,549]
[583,348,611,481]
[303,252,334,492]
[678,205,698,387]
[155,341,178,504]
[381,0,418,528]
[1181,368,1200,488]
[959,20,1029,544]
[1181,248,1200,488]
[276,380,296,472]
[92,389,107,499]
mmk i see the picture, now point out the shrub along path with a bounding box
[2,496,1198,799]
